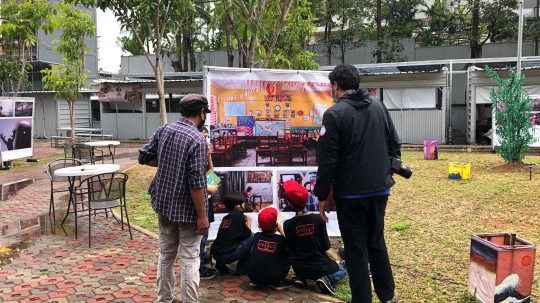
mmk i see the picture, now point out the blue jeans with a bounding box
[214,233,254,267]
[328,265,347,286]
[200,234,208,268]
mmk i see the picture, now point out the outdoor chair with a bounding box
[75,172,132,247]
[72,143,103,164]
[63,139,82,159]
[46,159,84,224]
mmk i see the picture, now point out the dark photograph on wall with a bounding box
[0,119,33,151]
[14,102,33,117]
[276,169,337,213]
[212,170,274,214]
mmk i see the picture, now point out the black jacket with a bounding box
[314,89,401,200]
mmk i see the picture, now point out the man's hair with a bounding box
[224,192,246,211]
[247,186,252,191]
[180,106,204,118]
[328,64,360,91]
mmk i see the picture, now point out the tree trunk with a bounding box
[13,45,26,97]
[69,101,75,141]
[225,19,234,67]
[172,33,183,72]
[225,20,234,67]
[155,62,168,126]
[188,36,197,72]
[182,32,189,72]
[325,0,332,66]
[376,0,383,63]
[187,11,197,72]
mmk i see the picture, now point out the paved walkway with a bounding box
[0,143,342,303]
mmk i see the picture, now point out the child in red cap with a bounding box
[247,207,293,290]
[282,180,346,295]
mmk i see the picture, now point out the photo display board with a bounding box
[204,67,342,238]
[208,167,341,240]
[0,97,35,162]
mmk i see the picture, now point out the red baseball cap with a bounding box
[258,207,278,232]
[283,180,308,207]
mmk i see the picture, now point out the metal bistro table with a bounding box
[84,141,121,164]
[54,164,120,238]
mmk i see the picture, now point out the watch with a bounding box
[274,105,281,111]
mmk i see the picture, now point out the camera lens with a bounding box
[397,166,413,179]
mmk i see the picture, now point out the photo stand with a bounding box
[0,155,11,170]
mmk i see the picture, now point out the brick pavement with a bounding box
[0,143,343,303]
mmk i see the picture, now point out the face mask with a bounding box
[206,138,211,146]
[331,84,339,103]
[198,111,206,130]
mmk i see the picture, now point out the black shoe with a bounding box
[316,275,334,295]
[338,247,345,260]
[204,250,211,264]
[234,259,249,276]
[234,264,247,276]
[273,279,293,290]
[384,296,399,303]
[199,266,216,280]
[215,263,231,275]
[293,276,308,288]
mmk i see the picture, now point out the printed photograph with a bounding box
[0,100,14,117]
[208,75,332,167]
[532,96,540,111]
[275,169,337,212]
[15,102,33,117]
[211,170,274,213]
[0,118,33,151]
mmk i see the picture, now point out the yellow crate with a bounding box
[448,162,471,180]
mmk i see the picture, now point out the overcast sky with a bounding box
[96,9,123,73]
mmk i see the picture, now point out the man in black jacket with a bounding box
[314,64,400,303]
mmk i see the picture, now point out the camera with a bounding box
[390,157,413,179]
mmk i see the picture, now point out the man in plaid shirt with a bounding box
[139,94,211,303]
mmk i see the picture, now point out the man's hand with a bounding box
[319,200,330,223]
[207,185,218,195]
[197,216,210,235]
[146,159,158,167]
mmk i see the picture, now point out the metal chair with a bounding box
[72,143,103,164]
[63,140,81,159]
[76,172,132,247]
[46,159,84,224]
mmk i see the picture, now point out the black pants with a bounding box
[335,195,395,303]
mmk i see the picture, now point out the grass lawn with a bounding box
[0,153,65,174]
[124,152,540,302]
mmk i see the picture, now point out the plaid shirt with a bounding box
[138,118,208,223]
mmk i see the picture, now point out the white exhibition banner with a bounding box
[0,97,35,162]
[476,85,540,104]
[204,67,342,238]
[383,87,436,109]
[492,94,540,148]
